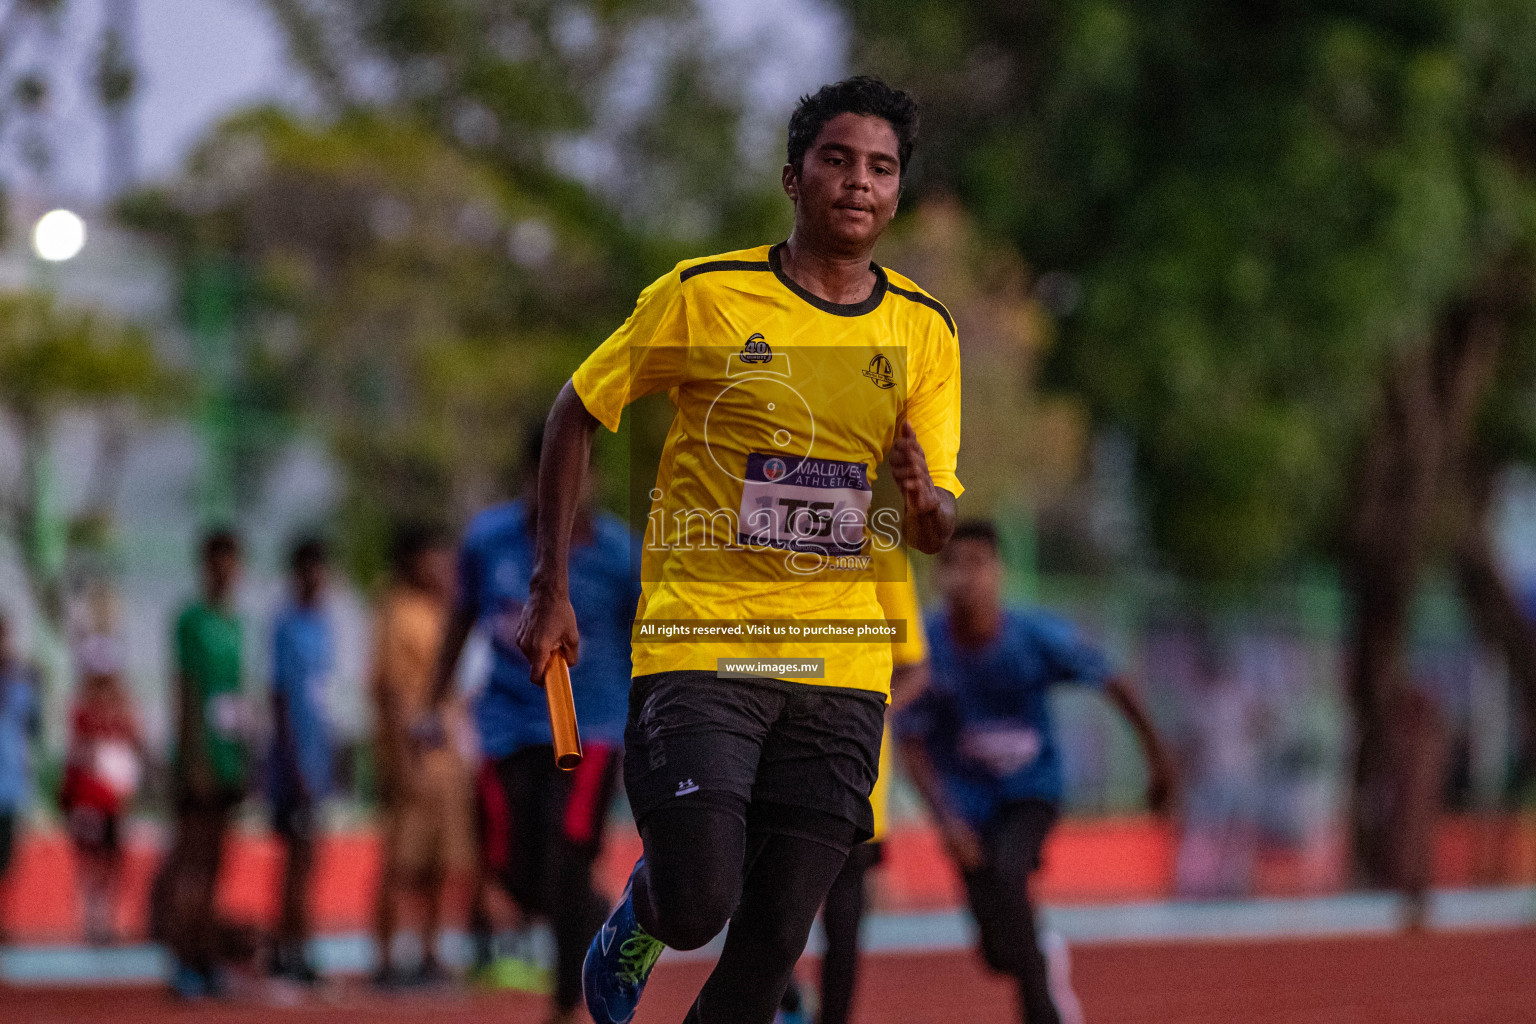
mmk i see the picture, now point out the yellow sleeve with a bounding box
[572,268,692,432]
[905,320,962,497]
[875,552,928,668]
[873,552,925,841]
[870,731,894,841]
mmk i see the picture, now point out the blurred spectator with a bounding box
[0,612,41,945]
[426,430,638,1020]
[1174,640,1265,899]
[153,529,251,998]
[267,537,336,984]
[61,638,145,946]
[897,520,1172,1024]
[370,524,471,986]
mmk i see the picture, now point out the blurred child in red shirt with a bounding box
[62,643,144,946]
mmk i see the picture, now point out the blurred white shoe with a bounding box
[1042,929,1085,1024]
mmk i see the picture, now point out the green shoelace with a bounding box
[616,929,665,985]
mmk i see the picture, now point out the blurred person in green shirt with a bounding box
[153,529,251,999]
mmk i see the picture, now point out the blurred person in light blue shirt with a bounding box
[267,537,336,983]
[0,611,41,930]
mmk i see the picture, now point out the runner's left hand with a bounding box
[1147,754,1177,816]
[889,418,939,515]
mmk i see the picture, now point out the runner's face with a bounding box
[205,551,242,601]
[787,113,901,253]
[938,540,1003,616]
[296,560,328,602]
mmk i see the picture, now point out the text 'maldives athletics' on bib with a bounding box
[572,242,961,697]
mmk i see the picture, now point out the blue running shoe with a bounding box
[584,858,665,1024]
[169,960,209,1001]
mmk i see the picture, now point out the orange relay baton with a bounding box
[544,651,583,770]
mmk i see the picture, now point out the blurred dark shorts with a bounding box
[0,810,14,875]
[623,671,886,848]
[271,796,317,843]
[67,805,122,855]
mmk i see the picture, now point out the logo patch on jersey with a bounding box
[739,333,773,364]
[675,778,700,796]
[863,353,896,389]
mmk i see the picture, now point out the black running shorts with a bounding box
[623,671,887,845]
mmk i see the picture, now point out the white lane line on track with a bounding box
[5,887,1533,984]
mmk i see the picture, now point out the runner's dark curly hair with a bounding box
[787,76,918,177]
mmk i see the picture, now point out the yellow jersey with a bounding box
[871,554,928,840]
[573,242,961,696]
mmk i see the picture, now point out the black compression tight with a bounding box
[816,848,873,1024]
[633,804,853,1024]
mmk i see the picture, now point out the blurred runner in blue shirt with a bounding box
[896,520,1174,1024]
[268,537,335,984]
[427,428,639,1020]
[457,498,636,761]
[0,612,40,899]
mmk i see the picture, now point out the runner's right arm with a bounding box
[515,379,599,682]
[426,604,476,711]
[514,268,690,680]
[898,734,983,870]
[888,660,929,713]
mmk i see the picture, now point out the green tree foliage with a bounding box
[0,0,142,209]
[844,0,1536,582]
[260,0,789,252]
[0,291,182,619]
[845,0,1536,880]
[128,109,646,579]
[132,2,800,581]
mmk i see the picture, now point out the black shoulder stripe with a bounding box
[679,259,772,282]
[887,284,956,336]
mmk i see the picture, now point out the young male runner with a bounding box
[267,537,335,983]
[780,549,930,1024]
[371,526,471,985]
[896,520,1174,1024]
[516,77,962,1024]
[156,529,250,998]
[426,432,638,1023]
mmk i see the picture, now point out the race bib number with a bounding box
[738,453,871,556]
[94,740,142,797]
[960,725,1043,778]
[207,693,252,740]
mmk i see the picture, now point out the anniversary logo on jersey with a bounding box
[739,333,773,364]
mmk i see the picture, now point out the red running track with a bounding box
[2,929,1533,1023]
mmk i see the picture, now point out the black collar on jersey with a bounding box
[768,242,888,317]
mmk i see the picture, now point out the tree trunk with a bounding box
[1341,273,1514,889]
